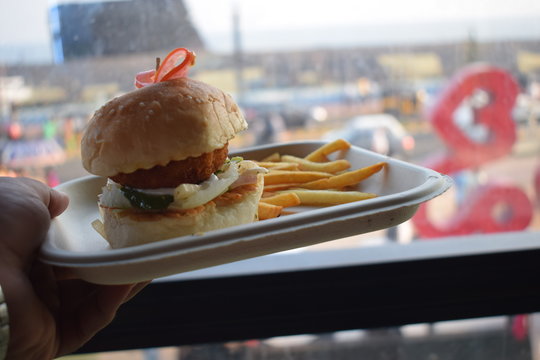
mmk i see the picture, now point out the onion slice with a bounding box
[171,162,239,210]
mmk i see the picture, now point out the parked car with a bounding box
[324,114,415,158]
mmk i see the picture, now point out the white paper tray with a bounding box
[40,141,452,284]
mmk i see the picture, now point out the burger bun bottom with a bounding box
[99,174,263,249]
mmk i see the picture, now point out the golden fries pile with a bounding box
[255,139,388,220]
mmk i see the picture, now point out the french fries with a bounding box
[263,170,332,185]
[300,162,387,190]
[280,189,377,206]
[304,139,351,162]
[91,219,106,239]
[260,152,281,162]
[258,202,283,220]
[262,183,301,192]
[253,139,388,220]
[256,161,300,171]
[260,192,301,207]
[280,155,351,173]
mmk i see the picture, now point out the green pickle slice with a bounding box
[121,186,174,210]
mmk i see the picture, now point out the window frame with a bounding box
[77,230,540,353]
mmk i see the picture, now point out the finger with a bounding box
[123,281,151,303]
[18,177,69,218]
[0,178,55,265]
[57,284,136,356]
[53,266,78,281]
[48,190,69,218]
[29,261,61,313]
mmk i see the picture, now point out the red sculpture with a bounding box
[413,64,534,238]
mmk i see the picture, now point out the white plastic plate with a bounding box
[41,141,452,284]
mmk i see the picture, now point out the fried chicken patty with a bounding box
[111,144,229,189]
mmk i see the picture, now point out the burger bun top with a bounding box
[81,77,247,177]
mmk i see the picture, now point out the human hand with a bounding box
[0,177,148,360]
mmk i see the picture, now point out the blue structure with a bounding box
[49,0,203,64]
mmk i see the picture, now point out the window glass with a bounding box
[2,0,540,357]
[1,2,538,244]
[23,1,540,241]
[1,0,539,245]
[60,314,538,359]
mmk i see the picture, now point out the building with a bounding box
[49,0,204,63]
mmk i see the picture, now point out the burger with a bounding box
[81,48,266,248]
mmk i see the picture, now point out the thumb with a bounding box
[18,177,69,219]
[0,178,69,269]
[48,189,70,218]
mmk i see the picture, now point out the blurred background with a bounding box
[1,0,540,358]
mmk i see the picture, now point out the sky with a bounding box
[185,0,540,33]
[1,0,540,61]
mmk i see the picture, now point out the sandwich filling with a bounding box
[99,159,267,211]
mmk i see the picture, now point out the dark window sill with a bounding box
[78,231,540,353]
